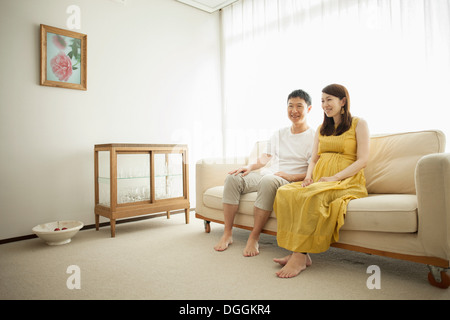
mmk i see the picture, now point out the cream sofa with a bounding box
[195,130,450,288]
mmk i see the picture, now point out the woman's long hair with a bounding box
[320,84,353,136]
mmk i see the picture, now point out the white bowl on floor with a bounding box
[32,220,84,245]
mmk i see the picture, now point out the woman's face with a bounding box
[287,97,310,125]
[321,93,345,118]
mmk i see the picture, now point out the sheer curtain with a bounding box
[221,0,450,157]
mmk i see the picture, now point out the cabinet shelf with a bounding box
[94,143,190,237]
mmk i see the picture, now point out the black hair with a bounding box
[287,89,312,106]
[320,84,352,136]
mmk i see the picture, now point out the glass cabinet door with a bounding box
[117,153,151,204]
[154,153,184,199]
[98,151,110,207]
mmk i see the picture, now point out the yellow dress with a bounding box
[274,117,367,253]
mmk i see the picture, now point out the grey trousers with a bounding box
[222,172,290,212]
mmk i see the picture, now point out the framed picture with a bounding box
[40,24,87,90]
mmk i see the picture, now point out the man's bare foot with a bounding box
[243,237,259,257]
[276,253,312,278]
[214,234,233,251]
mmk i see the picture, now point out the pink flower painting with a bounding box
[41,26,85,89]
[50,51,73,82]
[52,35,67,50]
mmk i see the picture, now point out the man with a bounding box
[214,89,315,256]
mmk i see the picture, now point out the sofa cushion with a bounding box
[364,130,445,194]
[342,194,417,233]
[203,187,417,233]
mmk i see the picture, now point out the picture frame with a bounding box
[40,24,87,90]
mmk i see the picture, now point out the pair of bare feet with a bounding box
[273,252,312,278]
[214,233,260,257]
[214,234,312,278]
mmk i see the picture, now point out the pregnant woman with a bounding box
[273,84,370,278]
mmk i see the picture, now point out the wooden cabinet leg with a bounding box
[185,208,190,224]
[110,219,116,238]
[95,214,99,231]
[167,210,170,219]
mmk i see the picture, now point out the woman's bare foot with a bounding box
[214,233,233,251]
[243,237,259,257]
[274,253,312,266]
[276,253,312,278]
[273,254,293,266]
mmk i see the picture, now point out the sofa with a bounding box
[195,130,450,288]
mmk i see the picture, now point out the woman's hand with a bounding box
[318,176,340,183]
[302,178,314,187]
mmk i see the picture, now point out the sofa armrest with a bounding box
[195,157,248,215]
[415,153,450,261]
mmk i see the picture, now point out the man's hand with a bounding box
[228,167,251,176]
[274,171,292,182]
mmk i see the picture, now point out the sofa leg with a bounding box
[427,265,450,289]
[204,220,211,233]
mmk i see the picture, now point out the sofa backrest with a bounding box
[249,130,445,195]
[248,140,269,165]
[365,130,445,194]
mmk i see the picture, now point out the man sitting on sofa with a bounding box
[214,89,315,257]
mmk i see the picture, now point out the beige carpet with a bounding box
[0,212,449,300]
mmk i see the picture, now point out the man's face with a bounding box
[287,97,310,125]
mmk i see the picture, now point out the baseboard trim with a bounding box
[0,208,195,245]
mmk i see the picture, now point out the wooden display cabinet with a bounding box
[94,144,189,237]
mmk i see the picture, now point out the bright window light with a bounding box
[221,0,450,157]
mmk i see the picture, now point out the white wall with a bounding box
[0,0,222,239]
